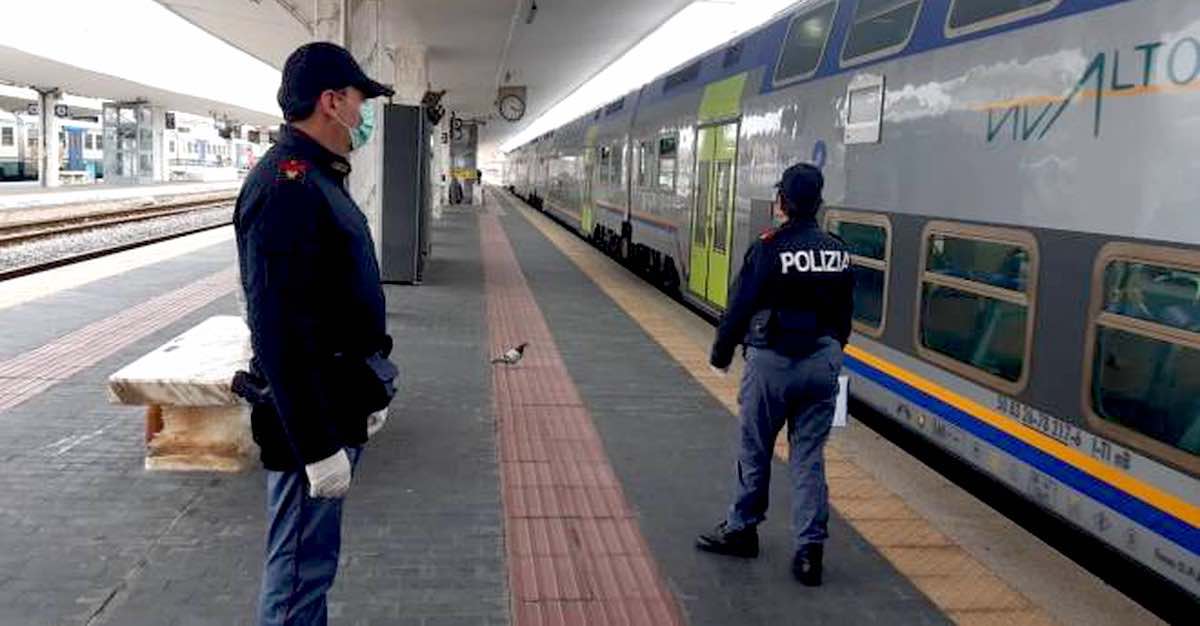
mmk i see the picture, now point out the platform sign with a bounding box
[451,168,477,181]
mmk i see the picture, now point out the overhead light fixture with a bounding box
[525,1,538,25]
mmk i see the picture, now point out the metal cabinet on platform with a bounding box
[380,104,432,284]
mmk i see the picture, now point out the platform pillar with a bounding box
[35,88,61,188]
[343,0,396,258]
[450,121,479,204]
[312,0,347,44]
[433,117,451,212]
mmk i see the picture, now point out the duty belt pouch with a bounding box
[748,310,772,344]
[333,351,399,416]
[231,369,272,406]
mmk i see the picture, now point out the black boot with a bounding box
[792,543,823,586]
[695,521,759,558]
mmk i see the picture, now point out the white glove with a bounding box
[305,449,352,499]
[366,408,388,438]
[709,364,729,377]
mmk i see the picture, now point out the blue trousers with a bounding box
[258,446,362,626]
[726,340,841,549]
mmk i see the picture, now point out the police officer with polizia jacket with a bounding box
[696,163,853,587]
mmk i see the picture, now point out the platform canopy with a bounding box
[154,0,694,150]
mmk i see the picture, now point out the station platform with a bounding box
[0,189,1162,625]
[0,180,240,211]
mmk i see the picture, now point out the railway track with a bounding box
[0,197,235,281]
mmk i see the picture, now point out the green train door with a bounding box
[688,121,738,308]
[581,127,599,235]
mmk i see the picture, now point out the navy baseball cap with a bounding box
[278,42,394,120]
[774,163,824,213]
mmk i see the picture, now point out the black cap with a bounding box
[774,163,824,215]
[278,42,394,120]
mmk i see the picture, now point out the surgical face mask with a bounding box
[334,96,374,151]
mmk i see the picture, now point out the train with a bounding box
[505,0,1200,601]
[0,109,270,183]
[0,112,104,181]
[164,112,270,181]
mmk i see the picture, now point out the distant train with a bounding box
[0,112,103,181]
[507,0,1200,601]
[164,113,268,181]
[0,109,270,183]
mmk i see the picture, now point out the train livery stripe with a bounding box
[844,345,1200,555]
[544,199,581,223]
[594,200,681,233]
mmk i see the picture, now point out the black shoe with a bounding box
[792,543,823,586]
[695,521,759,558]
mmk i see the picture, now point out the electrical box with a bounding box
[380,104,433,284]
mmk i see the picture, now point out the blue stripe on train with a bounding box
[844,354,1200,557]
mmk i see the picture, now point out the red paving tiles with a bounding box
[480,211,684,626]
[0,268,236,413]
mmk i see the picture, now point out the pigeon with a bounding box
[491,342,528,365]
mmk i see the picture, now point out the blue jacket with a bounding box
[711,217,854,369]
[234,125,391,470]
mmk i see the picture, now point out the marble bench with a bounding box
[108,315,258,471]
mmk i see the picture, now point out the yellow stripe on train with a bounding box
[845,345,1200,529]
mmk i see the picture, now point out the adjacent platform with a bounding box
[0,189,1164,625]
[0,180,240,210]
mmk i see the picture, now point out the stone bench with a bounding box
[108,315,258,471]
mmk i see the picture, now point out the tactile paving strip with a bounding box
[480,209,686,626]
[0,267,236,414]
[501,193,1058,626]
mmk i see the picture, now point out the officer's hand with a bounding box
[709,364,730,377]
[305,449,352,499]
[366,408,388,438]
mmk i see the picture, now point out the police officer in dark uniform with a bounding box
[233,42,397,625]
[696,163,853,586]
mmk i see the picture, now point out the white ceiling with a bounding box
[0,44,281,125]
[154,0,693,148]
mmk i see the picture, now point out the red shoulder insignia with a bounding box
[759,227,778,242]
[277,158,309,182]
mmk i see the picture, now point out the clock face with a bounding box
[499,94,526,122]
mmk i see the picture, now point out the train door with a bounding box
[581,126,598,235]
[65,128,84,171]
[688,121,739,308]
[581,149,595,234]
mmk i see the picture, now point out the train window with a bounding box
[658,135,678,191]
[611,145,624,186]
[916,222,1037,391]
[946,0,1059,36]
[598,146,611,183]
[826,210,891,334]
[712,161,733,253]
[636,141,652,188]
[773,1,838,85]
[1,127,12,146]
[842,0,921,65]
[1084,244,1200,467]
